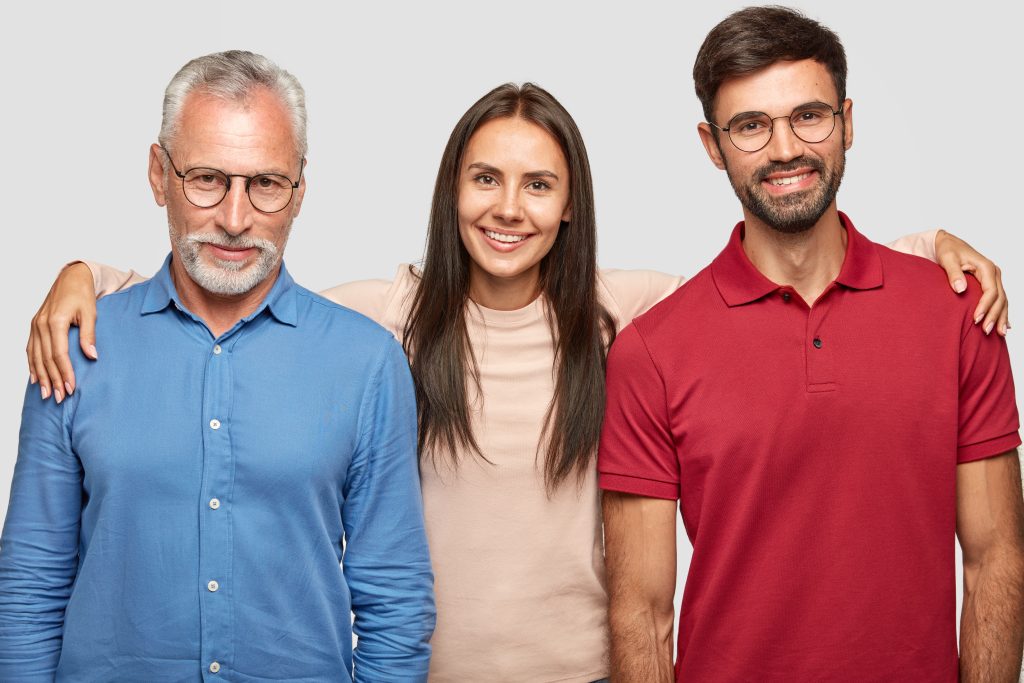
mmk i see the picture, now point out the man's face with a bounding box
[148,87,305,295]
[698,59,853,234]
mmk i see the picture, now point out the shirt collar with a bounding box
[141,253,299,327]
[711,211,883,307]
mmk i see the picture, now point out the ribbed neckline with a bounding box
[465,295,546,327]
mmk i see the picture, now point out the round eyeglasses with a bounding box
[160,147,304,214]
[710,102,843,153]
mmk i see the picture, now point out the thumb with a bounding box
[79,311,99,360]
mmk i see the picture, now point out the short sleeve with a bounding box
[956,284,1020,463]
[598,323,680,500]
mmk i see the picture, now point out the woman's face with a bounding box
[457,116,571,306]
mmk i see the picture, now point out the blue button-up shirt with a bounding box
[0,256,435,682]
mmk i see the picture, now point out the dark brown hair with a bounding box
[693,5,847,123]
[403,83,615,492]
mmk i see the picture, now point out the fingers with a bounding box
[972,262,1007,336]
[49,313,76,397]
[38,317,66,403]
[30,312,54,400]
[79,311,98,361]
[940,257,968,294]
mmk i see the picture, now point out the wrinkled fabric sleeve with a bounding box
[0,384,82,681]
[955,282,1021,462]
[343,338,434,682]
[884,230,938,263]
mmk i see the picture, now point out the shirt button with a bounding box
[813,337,823,349]
[208,580,219,592]
[209,661,221,673]
[209,498,221,510]
[782,292,791,302]
[209,419,221,430]
[213,344,222,355]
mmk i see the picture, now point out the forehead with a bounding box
[464,116,568,171]
[714,59,838,121]
[174,87,297,172]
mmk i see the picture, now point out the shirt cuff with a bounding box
[599,472,678,500]
[958,431,1022,464]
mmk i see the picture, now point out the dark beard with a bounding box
[725,152,845,234]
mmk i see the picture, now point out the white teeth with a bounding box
[484,229,528,243]
[768,172,811,186]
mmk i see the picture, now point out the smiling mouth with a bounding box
[766,171,814,186]
[482,229,529,244]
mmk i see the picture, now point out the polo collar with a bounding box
[140,253,298,327]
[711,211,883,307]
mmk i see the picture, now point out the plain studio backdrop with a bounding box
[1,0,1022,674]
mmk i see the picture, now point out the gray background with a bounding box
[1,0,1021,674]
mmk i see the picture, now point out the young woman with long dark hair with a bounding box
[24,82,1008,681]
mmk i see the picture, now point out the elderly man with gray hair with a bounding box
[0,51,435,681]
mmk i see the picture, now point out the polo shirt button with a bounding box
[209,661,221,673]
[208,580,219,592]
[813,337,823,349]
[210,419,221,430]
[782,292,791,302]
[213,344,222,355]
[209,498,221,510]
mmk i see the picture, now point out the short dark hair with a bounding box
[693,5,847,123]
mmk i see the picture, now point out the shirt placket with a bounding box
[805,285,837,392]
[199,335,236,679]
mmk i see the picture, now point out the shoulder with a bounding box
[597,269,685,329]
[629,264,717,339]
[293,284,401,347]
[875,242,980,314]
[317,264,419,337]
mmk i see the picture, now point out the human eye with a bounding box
[475,174,497,186]
[527,180,551,192]
[732,115,769,136]
[792,105,832,127]
[187,170,226,188]
[254,174,289,190]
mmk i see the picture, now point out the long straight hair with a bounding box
[404,83,615,492]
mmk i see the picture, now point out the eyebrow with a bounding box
[728,101,832,121]
[467,162,560,181]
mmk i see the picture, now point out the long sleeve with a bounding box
[342,338,434,681]
[76,260,148,297]
[885,230,938,263]
[0,384,82,681]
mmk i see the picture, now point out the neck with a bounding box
[468,264,542,311]
[169,258,280,337]
[741,204,846,305]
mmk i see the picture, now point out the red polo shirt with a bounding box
[598,214,1020,682]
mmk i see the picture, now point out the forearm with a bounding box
[960,550,1024,683]
[609,600,675,682]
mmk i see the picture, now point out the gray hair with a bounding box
[159,50,307,158]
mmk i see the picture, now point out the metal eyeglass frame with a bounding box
[160,146,305,214]
[709,102,844,153]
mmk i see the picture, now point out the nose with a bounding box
[492,186,525,223]
[215,179,255,235]
[766,120,806,163]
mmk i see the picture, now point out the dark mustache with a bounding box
[755,157,825,182]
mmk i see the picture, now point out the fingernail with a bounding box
[88,344,98,359]
[999,324,1008,336]
[54,388,63,404]
[974,314,984,324]
[65,381,73,396]
[29,373,36,385]
[984,321,994,335]
[40,385,49,400]
[953,279,967,293]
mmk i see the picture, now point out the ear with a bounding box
[148,143,168,207]
[560,199,572,223]
[841,98,854,150]
[291,158,307,217]
[697,122,727,171]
